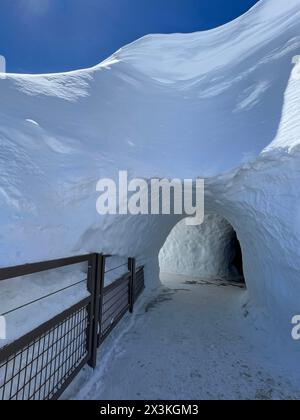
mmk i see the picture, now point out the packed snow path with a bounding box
[72,274,300,401]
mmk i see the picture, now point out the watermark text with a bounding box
[96,171,204,226]
[291,315,300,340]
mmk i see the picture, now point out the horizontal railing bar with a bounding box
[103,273,130,294]
[1,278,87,318]
[0,254,94,282]
[104,263,128,275]
[104,279,128,295]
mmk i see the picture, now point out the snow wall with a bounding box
[0,0,300,360]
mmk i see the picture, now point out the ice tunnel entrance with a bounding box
[159,214,245,284]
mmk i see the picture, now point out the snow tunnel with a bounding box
[159,214,245,284]
[0,0,299,359]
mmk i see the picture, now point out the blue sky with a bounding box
[0,0,259,74]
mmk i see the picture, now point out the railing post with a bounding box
[128,257,136,313]
[88,253,105,369]
[87,253,97,368]
[97,255,106,348]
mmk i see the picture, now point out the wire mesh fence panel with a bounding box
[0,298,91,400]
[99,273,130,343]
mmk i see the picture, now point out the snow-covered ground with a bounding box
[68,274,300,400]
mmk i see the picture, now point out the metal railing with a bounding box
[0,253,145,400]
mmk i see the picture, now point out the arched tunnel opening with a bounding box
[159,214,245,286]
